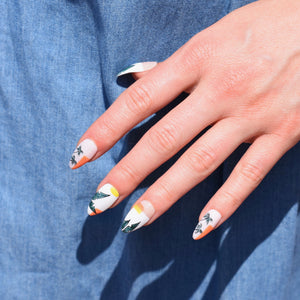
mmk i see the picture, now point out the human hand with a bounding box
[69,0,300,239]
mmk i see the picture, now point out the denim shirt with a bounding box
[0,1,299,299]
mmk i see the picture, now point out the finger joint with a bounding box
[146,122,179,155]
[239,162,264,187]
[125,83,153,114]
[186,144,217,175]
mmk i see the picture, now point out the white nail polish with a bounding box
[69,139,97,169]
[117,62,157,77]
[192,209,221,240]
[87,183,120,216]
[121,200,155,233]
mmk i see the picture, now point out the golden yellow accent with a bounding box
[110,186,119,197]
[133,203,143,214]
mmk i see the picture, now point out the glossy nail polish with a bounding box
[192,209,221,240]
[88,183,119,216]
[121,200,155,233]
[117,62,157,77]
[69,139,97,169]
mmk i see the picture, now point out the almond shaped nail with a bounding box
[88,183,119,216]
[69,139,97,169]
[192,209,222,240]
[117,62,157,77]
[121,200,155,233]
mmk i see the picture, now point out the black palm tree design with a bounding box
[194,223,203,234]
[76,146,83,155]
[70,155,77,165]
[203,213,213,224]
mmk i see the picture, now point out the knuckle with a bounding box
[177,36,214,73]
[239,162,264,186]
[216,67,250,97]
[125,83,153,114]
[186,144,217,175]
[147,122,179,155]
[95,116,118,147]
[117,163,140,186]
[150,181,173,207]
[222,189,241,209]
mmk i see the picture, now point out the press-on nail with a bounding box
[192,209,221,240]
[121,200,155,233]
[88,183,119,216]
[117,62,157,77]
[69,139,97,169]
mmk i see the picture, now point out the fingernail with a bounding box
[69,139,97,169]
[121,200,155,233]
[87,183,119,216]
[192,209,222,240]
[117,62,157,77]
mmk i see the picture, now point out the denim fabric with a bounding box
[0,1,299,299]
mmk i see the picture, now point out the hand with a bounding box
[69,0,300,239]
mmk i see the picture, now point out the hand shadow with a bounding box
[76,92,189,264]
[100,143,299,300]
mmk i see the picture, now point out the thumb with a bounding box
[117,62,158,80]
[117,61,194,93]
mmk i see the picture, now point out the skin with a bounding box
[75,0,300,233]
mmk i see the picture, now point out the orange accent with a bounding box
[89,208,103,216]
[195,225,214,240]
[134,203,144,214]
[72,156,90,169]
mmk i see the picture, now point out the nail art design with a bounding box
[117,62,157,77]
[192,209,221,240]
[87,183,119,216]
[69,139,97,169]
[121,200,155,233]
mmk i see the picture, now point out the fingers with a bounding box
[120,118,254,233]
[192,133,287,240]
[69,43,202,169]
[88,88,223,214]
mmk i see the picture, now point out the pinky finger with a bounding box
[193,133,289,240]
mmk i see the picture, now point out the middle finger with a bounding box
[88,86,224,215]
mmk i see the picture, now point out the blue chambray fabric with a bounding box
[0,1,299,299]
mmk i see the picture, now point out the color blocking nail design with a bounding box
[121,200,155,233]
[192,209,221,240]
[87,183,119,216]
[69,139,97,169]
[117,62,157,77]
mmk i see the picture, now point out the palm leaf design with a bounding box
[92,191,110,201]
[121,220,130,230]
[203,213,213,224]
[89,201,96,213]
[122,221,141,233]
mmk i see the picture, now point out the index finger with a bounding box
[69,35,206,169]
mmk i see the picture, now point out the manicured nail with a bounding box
[69,139,97,169]
[87,183,119,216]
[117,62,157,77]
[192,209,222,240]
[121,200,155,233]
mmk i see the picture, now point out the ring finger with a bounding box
[119,118,256,232]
